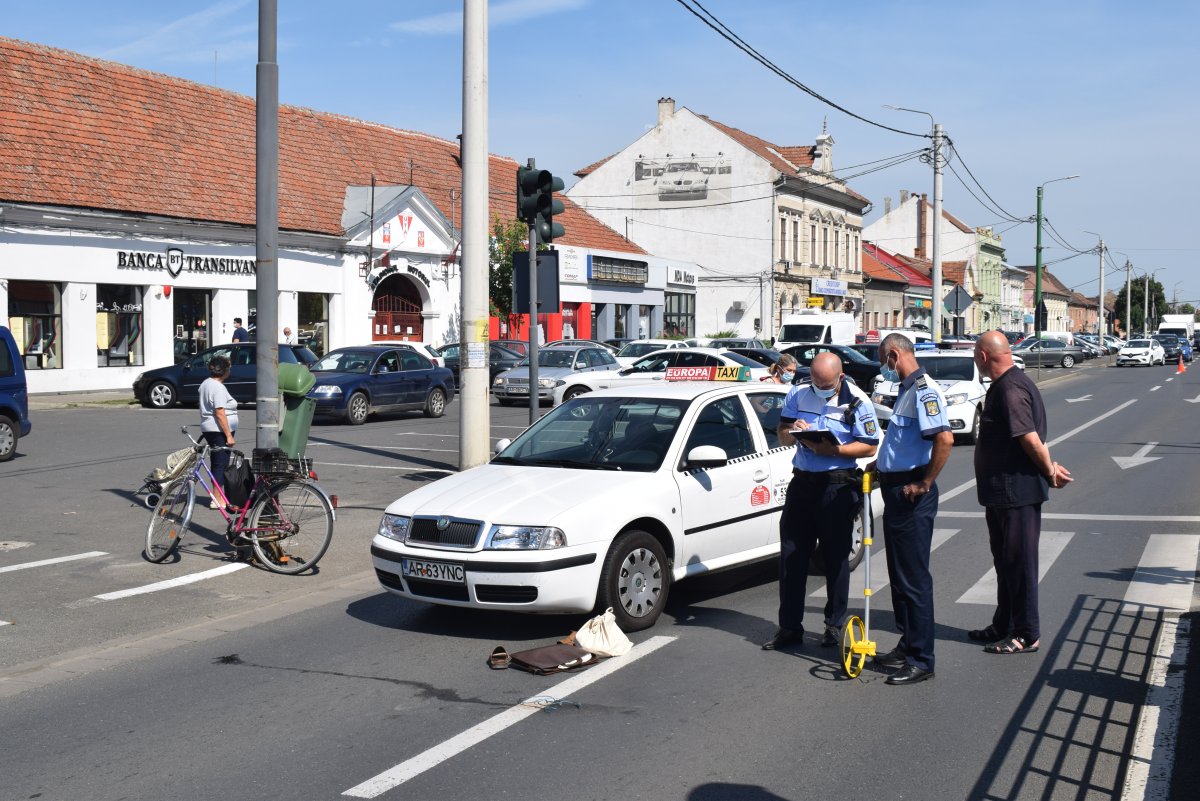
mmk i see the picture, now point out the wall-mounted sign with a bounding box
[807,296,826,307]
[812,278,848,296]
[116,247,255,277]
[669,267,697,287]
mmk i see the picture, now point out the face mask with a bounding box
[781,369,795,383]
[812,382,839,400]
[880,356,899,384]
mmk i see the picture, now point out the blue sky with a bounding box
[8,1,1200,307]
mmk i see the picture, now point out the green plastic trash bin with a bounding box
[278,363,317,459]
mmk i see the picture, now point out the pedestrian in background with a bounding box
[283,326,296,344]
[198,355,237,510]
[762,353,798,384]
[231,318,249,343]
[763,352,879,651]
[971,331,1072,655]
[872,334,954,685]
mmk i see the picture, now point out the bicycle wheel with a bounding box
[247,480,333,574]
[145,478,194,562]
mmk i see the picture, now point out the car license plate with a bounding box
[401,558,466,584]
[508,386,529,395]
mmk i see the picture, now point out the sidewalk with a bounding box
[27,389,139,411]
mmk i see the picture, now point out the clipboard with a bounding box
[793,428,839,449]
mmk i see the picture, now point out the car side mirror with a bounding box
[618,367,634,376]
[682,445,728,470]
[494,438,512,455]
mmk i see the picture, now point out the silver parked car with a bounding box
[492,345,619,405]
[1011,337,1087,368]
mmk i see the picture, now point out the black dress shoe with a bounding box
[874,648,907,670]
[885,664,934,685]
[762,628,804,650]
[821,625,839,647]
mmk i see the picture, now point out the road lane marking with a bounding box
[1165,377,1174,382]
[1121,615,1191,801]
[94,563,248,601]
[0,551,108,574]
[936,512,1200,523]
[342,636,677,798]
[315,461,454,473]
[813,529,959,598]
[937,398,1140,506]
[1150,385,1162,392]
[1122,534,1200,612]
[0,621,10,627]
[956,531,1074,605]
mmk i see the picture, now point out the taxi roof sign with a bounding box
[664,365,752,382]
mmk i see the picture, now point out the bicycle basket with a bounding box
[148,447,198,483]
[252,448,312,477]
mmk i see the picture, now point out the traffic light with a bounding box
[515,166,565,242]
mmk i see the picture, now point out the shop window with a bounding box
[299,292,330,356]
[7,280,62,370]
[614,305,628,339]
[96,284,145,367]
[664,292,694,339]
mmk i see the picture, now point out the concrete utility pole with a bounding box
[1034,175,1079,342]
[458,0,489,469]
[1144,272,1150,338]
[931,123,944,343]
[255,0,280,450]
[1125,260,1132,340]
[1085,231,1104,337]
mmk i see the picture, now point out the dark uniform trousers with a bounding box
[778,473,861,632]
[985,503,1042,642]
[881,481,938,671]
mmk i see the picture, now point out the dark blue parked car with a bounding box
[0,325,32,461]
[307,345,455,425]
[133,342,319,408]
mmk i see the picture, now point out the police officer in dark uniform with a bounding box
[872,334,954,685]
[764,352,880,651]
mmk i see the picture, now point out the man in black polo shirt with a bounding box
[971,331,1073,655]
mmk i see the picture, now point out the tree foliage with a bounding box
[487,215,549,319]
[1115,277,1169,336]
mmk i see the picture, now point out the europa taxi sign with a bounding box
[664,365,752,382]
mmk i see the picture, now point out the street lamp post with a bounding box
[1143,269,1163,338]
[1035,175,1079,342]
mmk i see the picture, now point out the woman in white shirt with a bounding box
[198,355,237,509]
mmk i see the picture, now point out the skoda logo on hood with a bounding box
[436,516,451,531]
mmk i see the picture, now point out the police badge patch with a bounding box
[924,399,941,416]
[865,420,877,436]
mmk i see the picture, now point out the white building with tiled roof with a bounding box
[567,98,871,341]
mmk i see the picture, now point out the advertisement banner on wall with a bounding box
[812,278,848,296]
[558,247,585,283]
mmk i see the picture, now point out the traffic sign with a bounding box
[944,284,973,315]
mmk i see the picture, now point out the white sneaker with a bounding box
[209,498,222,510]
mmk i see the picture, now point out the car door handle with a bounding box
[753,470,768,482]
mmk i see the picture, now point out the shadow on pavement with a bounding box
[688,784,793,801]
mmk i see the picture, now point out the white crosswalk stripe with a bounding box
[812,528,960,598]
[956,531,1075,605]
[1122,534,1200,612]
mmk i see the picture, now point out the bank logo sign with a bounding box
[117,247,256,277]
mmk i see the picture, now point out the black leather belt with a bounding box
[878,467,926,486]
[792,468,862,485]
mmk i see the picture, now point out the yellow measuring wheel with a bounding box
[842,471,877,678]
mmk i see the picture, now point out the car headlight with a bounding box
[946,392,969,406]
[311,385,343,396]
[486,525,567,550]
[537,378,556,388]
[378,514,411,542]
[493,376,506,385]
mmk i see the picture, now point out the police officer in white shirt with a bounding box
[763,352,880,651]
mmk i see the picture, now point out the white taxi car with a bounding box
[372,371,866,631]
[550,347,769,407]
[1117,338,1166,367]
[870,352,987,444]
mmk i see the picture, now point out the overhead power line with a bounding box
[672,0,927,138]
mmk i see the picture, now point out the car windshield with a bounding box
[537,349,578,368]
[778,324,826,342]
[1013,340,1036,350]
[618,342,666,358]
[721,352,762,367]
[837,346,873,364]
[313,350,376,372]
[1152,335,1178,344]
[493,398,688,472]
[916,356,975,381]
[1127,340,1152,348]
[628,354,673,373]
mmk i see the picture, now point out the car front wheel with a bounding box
[146,381,177,409]
[0,415,17,462]
[346,392,370,425]
[423,387,446,418]
[597,530,669,632]
[964,407,981,445]
[1061,355,1075,368]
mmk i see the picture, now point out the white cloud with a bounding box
[101,0,255,62]
[391,0,588,35]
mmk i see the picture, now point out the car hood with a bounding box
[383,463,662,541]
[498,366,579,380]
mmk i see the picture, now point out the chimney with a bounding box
[916,193,927,258]
[900,189,910,204]
[814,117,834,173]
[883,197,892,215]
[657,97,675,127]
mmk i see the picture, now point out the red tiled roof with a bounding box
[574,152,617,178]
[0,37,638,253]
[863,243,931,288]
[942,209,974,234]
[862,248,904,284]
[695,114,870,205]
[888,251,967,287]
[1018,267,1071,296]
[1069,292,1097,308]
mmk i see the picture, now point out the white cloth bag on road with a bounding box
[575,608,633,657]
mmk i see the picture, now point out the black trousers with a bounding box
[985,503,1042,642]
[202,431,232,496]
[778,475,861,632]
[882,482,938,670]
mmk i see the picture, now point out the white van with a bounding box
[774,311,856,350]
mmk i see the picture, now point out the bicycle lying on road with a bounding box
[144,427,335,574]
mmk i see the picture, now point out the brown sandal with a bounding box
[984,635,1039,655]
[487,646,511,669]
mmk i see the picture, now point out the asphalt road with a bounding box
[2,357,1197,801]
